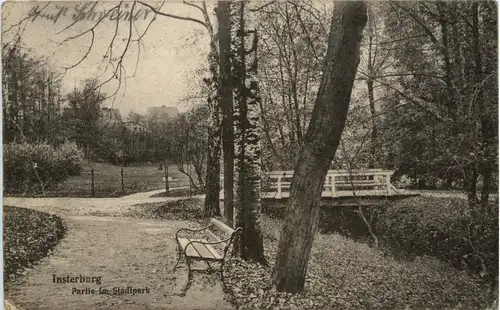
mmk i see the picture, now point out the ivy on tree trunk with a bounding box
[231,1,267,264]
[203,44,222,217]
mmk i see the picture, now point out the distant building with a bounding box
[146,105,179,124]
[123,121,147,132]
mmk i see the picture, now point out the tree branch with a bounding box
[357,71,450,122]
[138,1,207,28]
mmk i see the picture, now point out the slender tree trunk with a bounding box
[472,1,493,208]
[258,97,281,166]
[217,0,235,225]
[271,1,367,293]
[437,2,456,117]
[367,77,376,168]
[467,165,479,207]
[365,9,377,169]
[204,143,220,211]
[284,4,303,145]
[203,42,221,216]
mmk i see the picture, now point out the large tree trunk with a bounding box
[217,0,235,225]
[271,1,367,293]
[231,1,267,264]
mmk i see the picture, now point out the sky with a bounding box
[2,1,374,120]
[2,1,215,116]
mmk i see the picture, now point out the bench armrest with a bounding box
[186,237,232,247]
[175,225,212,240]
[184,230,241,258]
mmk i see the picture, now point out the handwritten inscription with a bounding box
[29,3,152,24]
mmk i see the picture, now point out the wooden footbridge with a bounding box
[219,169,418,207]
[260,169,418,207]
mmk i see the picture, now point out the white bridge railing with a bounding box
[262,169,399,199]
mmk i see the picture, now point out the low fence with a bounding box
[85,167,182,197]
[42,164,192,198]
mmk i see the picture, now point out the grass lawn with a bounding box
[11,162,192,198]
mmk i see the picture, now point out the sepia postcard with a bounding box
[2,1,498,309]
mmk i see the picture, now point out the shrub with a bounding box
[375,197,499,279]
[4,206,66,283]
[3,142,84,194]
[57,142,84,176]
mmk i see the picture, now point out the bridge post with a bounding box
[386,172,391,195]
[331,175,336,197]
[276,176,282,199]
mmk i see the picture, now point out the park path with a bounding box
[3,188,203,217]
[4,193,231,310]
[119,187,190,200]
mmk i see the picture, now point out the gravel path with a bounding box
[4,195,231,310]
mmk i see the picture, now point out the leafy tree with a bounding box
[127,111,145,125]
[376,1,498,206]
[2,46,65,144]
[64,79,106,160]
[165,105,209,190]
[256,0,330,170]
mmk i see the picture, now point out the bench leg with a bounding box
[219,260,238,307]
[220,260,226,291]
[180,257,193,296]
[187,257,192,278]
[173,243,182,271]
[206,261,217,272]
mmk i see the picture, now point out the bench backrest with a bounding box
[206,218,241,256]
[210,218,236,235]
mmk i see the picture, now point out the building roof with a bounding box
[147,105,179,121]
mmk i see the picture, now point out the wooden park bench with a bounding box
[173,218,242,291]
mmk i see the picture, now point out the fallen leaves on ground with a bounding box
[120,199,496,309]
[224,216,493,310]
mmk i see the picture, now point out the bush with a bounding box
[57,142,84,176]
[4,206,66,284]
[375,197,499,279]
[4,142,84,194]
